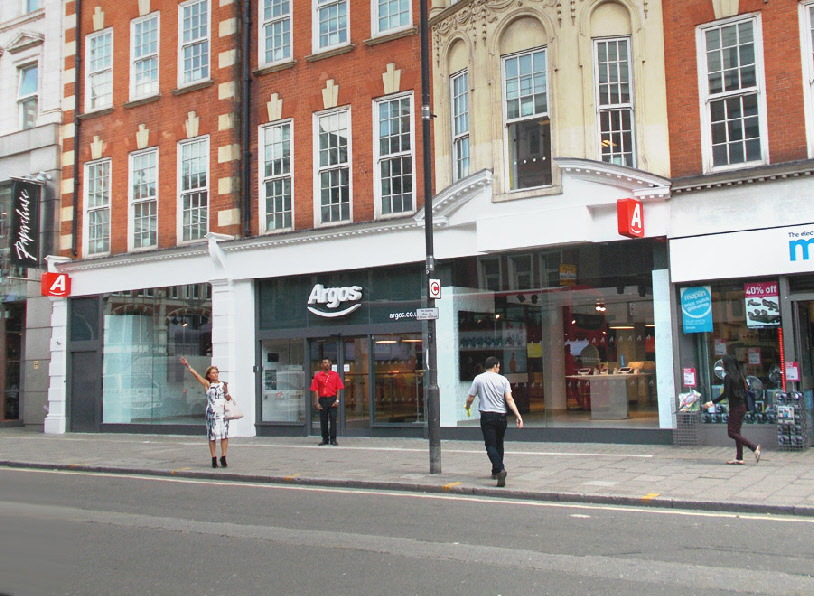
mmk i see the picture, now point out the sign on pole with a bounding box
[428,278,441,299]
[416,307,439,320]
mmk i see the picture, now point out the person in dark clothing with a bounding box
[702,354,761,465]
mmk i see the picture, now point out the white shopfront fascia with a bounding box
[670,223,814,284]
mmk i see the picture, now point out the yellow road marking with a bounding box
[284,474,301,482]
[641,493,660,501]
[442,482,462,492]
[171,467,191,474]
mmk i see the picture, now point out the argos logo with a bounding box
[307,284,363,318]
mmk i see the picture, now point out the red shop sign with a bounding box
[40,272,71,297]
[617,198,644,238]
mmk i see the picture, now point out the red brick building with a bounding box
[665,1,814,448]
[48,0,431,436]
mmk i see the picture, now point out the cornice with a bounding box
[672,159,814,195]
[413,168,492,222]
[57,245,208,273]
[555,157,671,201]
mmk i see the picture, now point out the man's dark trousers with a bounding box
[480,411,508,474]
[319,396,338,441]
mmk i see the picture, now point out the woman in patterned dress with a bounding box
[179,356,232,468]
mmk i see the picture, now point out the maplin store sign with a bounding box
[307,284,363,318]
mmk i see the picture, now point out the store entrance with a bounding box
[309,337,370,437]
[793,300,814,395]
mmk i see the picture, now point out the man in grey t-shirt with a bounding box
[465,356,524,487]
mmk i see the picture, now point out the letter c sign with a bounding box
[41,272,71,297]
[617,198,644,239]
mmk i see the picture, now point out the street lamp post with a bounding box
[420,0,441,474]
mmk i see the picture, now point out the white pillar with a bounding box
[44,298,67,434]
[210,278,255,437]
[653,269,677,428]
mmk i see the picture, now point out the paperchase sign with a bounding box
[307,284,363,318]
[10,179,40,268]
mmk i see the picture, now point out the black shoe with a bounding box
[491,472,498,479]
[496,470,507,487]
[220,456,227,468]
[211,457,218,468]
[330,440,338,446]
[318,440,329,446]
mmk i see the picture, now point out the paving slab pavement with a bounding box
[1,427,813,516]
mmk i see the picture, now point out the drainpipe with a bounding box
[71,0,82,257]
[241,0,252,238]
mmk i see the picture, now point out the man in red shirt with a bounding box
[311,358,344,446]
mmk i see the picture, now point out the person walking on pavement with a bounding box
[702,354,761,465]
[465,356,524,487]
[179,357,233,468]
[311,358,344,446]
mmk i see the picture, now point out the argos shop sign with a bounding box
[307,284,363,318]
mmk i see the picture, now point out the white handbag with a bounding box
[224,398,244,420]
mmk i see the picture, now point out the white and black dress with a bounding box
[205,381,230,440]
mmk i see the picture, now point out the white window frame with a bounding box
[508,254,533,290]
[177,137,209,244]
[130,12,160,100]
[313,0,349,53]
[129,148,159,251]
[373,92,415,218]
[799,1,814,158]
[85,29,113,112]
[502,46,552,192]
[313,108,352,227]
[371,0,411,38]
[259,120,294,233]
[696,14,768,173]
[259,0,292,67]
[84,158,112,257]
[593,36,635,167]
[478,257,502,292]
[17,62,38,130]
[450,69,470,182]
[178,0,210,88]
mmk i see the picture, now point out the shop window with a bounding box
[373,334,423,423]
[678,282,781,426]
[101,283,212,425]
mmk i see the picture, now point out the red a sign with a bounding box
[617,198,644,238]
[41,272,71,297]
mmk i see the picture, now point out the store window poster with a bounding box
[681,286,713,333]
[744,281,780,328]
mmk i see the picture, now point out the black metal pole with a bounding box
[420,0,441,474]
